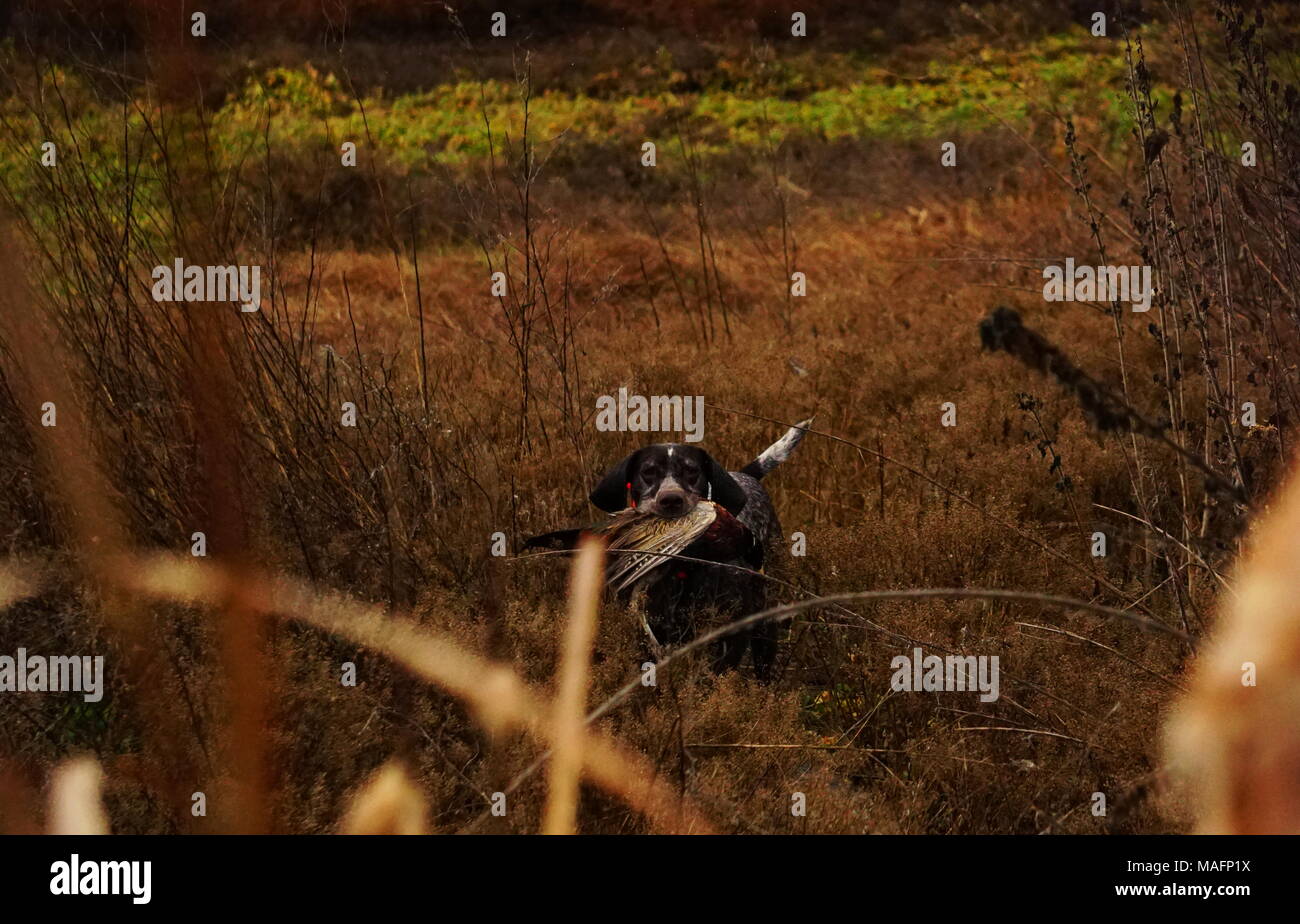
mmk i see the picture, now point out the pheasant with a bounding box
[524,500,757,593]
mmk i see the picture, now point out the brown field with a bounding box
[1,0,1298,835]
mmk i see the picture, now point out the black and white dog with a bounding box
[584,419,812,678]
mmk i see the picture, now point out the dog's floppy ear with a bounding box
[705,454,748,516]
[589,450,640,512]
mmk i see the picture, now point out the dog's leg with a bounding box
[739,574,776,680]
[750,621,778,682]
[710,632,749,673]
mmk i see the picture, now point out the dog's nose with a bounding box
[656,492,687,515]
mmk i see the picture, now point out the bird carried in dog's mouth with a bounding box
[524,500,755,592]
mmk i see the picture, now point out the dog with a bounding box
[567,418,812,679]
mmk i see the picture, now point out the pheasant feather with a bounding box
[601,502,719,592]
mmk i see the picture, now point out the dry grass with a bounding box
[2,2,1300,834]
[1165,462,1300,834]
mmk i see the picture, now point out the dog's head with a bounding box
[589,444,747,519]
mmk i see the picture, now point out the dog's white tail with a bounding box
[741,418,814,479]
